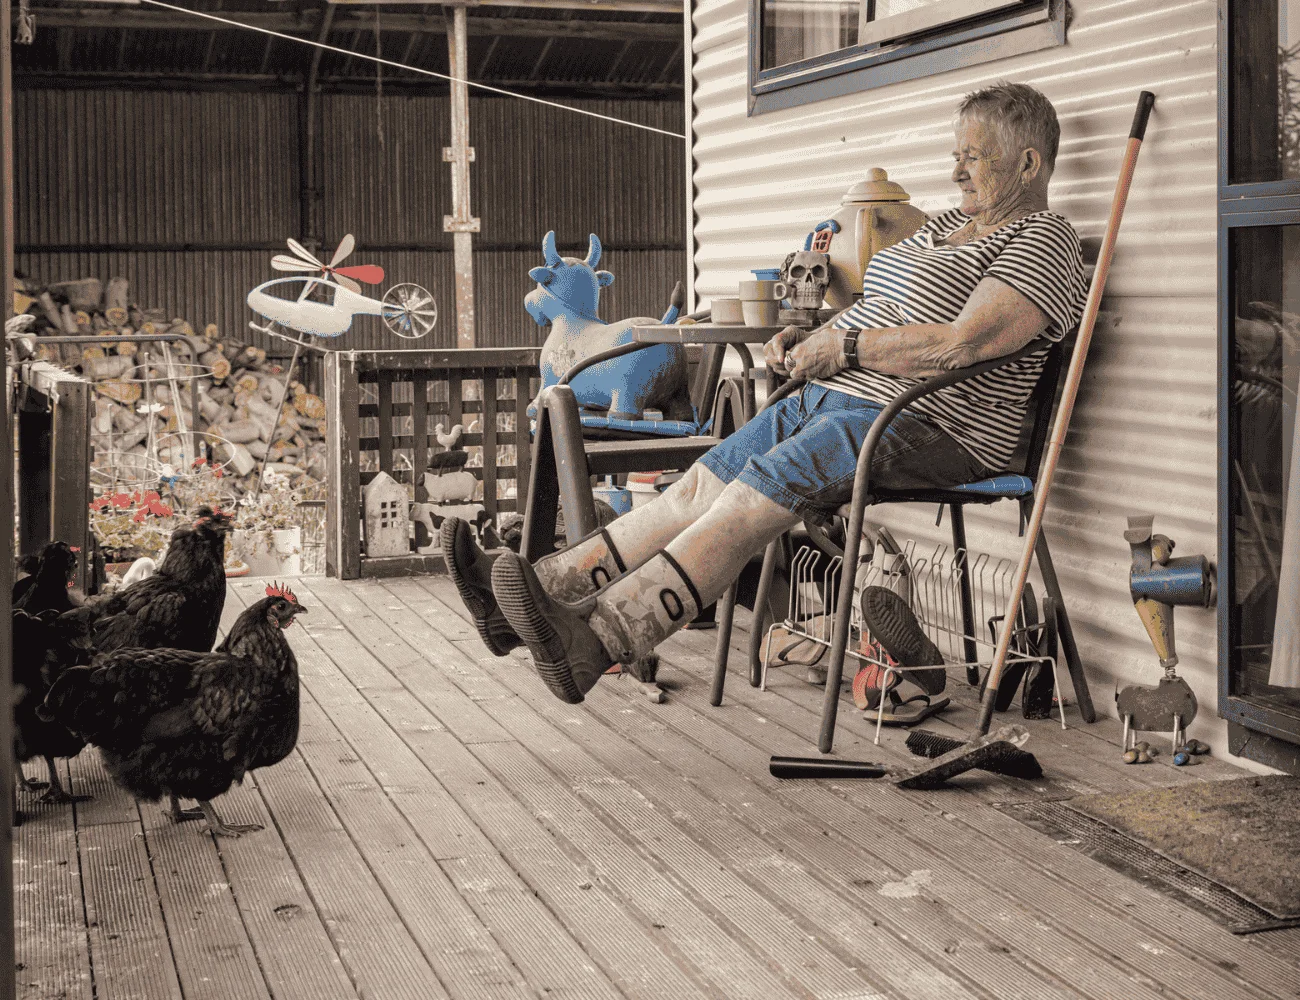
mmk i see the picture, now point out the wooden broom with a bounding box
[973,90,1157,735]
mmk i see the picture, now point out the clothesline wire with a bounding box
[137,0,687,140]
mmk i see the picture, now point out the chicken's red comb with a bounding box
[266,582,297,602]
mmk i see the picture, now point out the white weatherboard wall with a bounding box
[689,0,1254,760]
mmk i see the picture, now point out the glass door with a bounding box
[1219,1,1300,754]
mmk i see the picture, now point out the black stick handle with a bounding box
[1129,91,1156,141]
[769,756,888,779]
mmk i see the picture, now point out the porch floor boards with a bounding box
[15,575,1300,1000]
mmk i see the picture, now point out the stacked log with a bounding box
[16,275,328,499]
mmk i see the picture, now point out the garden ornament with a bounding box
[247,235,437,349]
[1116,515,1216,754]
[780,249,832,311]
[528,231,691,422]
[809,168,929,310]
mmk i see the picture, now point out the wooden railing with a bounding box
[324,348,540,579]
[15,360,93,591]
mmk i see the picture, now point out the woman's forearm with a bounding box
[851,324,972,378]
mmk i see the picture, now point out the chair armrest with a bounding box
[835,338,1050,533]
[559,341,658,385]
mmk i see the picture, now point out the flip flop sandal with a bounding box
[872,691,952,727]
[852,642,903,711]
[859,586,946,695]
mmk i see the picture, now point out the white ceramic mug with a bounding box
[739,279,790,301]
[742,299,781,327]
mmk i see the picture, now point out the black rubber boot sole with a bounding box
[440,517,521,657]
[860,586,946,696]
[492,554,611,704]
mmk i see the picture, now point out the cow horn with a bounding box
[584,234,602,269]
[542,231,562,267]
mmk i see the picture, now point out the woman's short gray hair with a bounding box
[956,82,1060,171]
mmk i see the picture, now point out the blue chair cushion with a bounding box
[578,415,701,437]
[946,474,1035,497]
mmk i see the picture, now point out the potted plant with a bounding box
[230,477,304,577]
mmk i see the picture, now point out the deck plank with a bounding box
[418,574,1300,1000]
[368,577,985,1000]
[77,820,185,1000]
[303,577,722,1000]
[14,762,93,1000]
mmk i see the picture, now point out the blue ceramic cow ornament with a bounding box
[527,231,692,427]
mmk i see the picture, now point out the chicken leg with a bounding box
[16,755,47,793]
[199,800,263,838]
[36,756,89,804]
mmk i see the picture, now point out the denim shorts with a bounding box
[698,383,989,524]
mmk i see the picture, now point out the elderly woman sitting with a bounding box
[443,81,1089,705]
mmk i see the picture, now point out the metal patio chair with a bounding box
[709,332,1099,754]
[519,326,754,561]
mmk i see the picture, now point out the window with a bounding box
[749,0,1066,115]
[1218,1,1300,763]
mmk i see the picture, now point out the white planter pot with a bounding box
[233,526,303,577]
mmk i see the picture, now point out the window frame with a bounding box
[1216,0,1300,762]
[747,0,1066,116]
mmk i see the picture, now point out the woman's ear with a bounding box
[1020,148,1043,184]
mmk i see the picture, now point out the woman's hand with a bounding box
[785,328,848,380]
[763,325,807,375]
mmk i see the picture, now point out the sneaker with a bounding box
[491,553,614,703]
[859,586,946,695]
[440,517,521,656]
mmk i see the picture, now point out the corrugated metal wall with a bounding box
[691,0,1234,751]
[15,89,687,351]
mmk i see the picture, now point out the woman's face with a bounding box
[951,116,1021,217]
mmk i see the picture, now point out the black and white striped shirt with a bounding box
[818,208,1088,472]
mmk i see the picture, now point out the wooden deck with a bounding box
[15,574,1300,1000]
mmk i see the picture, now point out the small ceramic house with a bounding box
[364,471,410,557]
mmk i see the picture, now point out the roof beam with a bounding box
[329,0,680,14]
[28,6,681,39]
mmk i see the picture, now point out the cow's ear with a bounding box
[595,270,615,288]
[529,266,555,285]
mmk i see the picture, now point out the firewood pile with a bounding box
[13,275,328,499]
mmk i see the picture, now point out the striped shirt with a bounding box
[817,208,1088,472]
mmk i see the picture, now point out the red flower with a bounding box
[212,466,224,479]
[133,509,147,523]
[111,492,132,509]
[148,501,173,517]
[192,457,207,469]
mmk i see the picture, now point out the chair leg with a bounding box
[747,540,780,687]
[711,584,737,706]
[1032,525,1097,724]
[949,503,980,685]
[521,386,597,562]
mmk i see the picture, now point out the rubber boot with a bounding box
[533,526,627,603]
[440,517,521,656]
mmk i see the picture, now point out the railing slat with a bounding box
[482,373,498,518]
[411,375,429,478]
[515,365,532,507]
[376,370,395,478]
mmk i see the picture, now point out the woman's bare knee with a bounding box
[658,464,725,515]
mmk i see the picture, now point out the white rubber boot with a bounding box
[532,526,627,603]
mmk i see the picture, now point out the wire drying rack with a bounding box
[762,534,1066,743]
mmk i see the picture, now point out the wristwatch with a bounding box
[842,329,862,370]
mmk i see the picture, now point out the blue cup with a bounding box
[593,486,633,516]
[751,268,782,281]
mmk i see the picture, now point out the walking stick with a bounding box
[975,91,1156,735]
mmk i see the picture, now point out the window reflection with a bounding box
[761,0,860,71]
[1230,0,1300,183]
[1230,226,1300,706]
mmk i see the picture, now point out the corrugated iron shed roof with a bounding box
[15,0,684,95]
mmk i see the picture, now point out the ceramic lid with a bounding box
[841,167,911,204]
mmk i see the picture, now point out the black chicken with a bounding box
[39,584,307,837]
[12,610,88,804]
[13,540,80,615]
[60,506,233,658]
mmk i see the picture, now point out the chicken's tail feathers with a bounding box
[37,666,98,735]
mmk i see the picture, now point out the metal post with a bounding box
[1,0,19,992]
[444,5,479,348]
